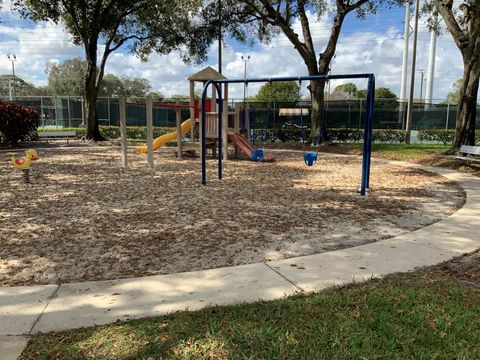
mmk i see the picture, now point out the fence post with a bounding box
[348,103,351,127]
[176,101,182,159]
[67,96,71,128]
[54,95,58,127]
[40,96,44,127]
[358,99,362,129]
[146,96,154,170]
[446,100,450,129]
[273,100,276,131]
[80,97,85,127]
[119,96,128,167]
[107,98,111,125]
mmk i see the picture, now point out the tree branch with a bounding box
[346,0,369,12]
[107,34,149,54]
[433,0,469,51]
[257,0,317,71]
[60,0,83,38]
[297,0,315,54]
[318,2,348,73]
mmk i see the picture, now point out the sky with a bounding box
[0,1,466,102]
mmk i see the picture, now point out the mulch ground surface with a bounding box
[0,146,466,286]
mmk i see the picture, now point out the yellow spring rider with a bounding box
[11,149,39,183]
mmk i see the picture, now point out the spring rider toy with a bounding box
[11,149,39,183]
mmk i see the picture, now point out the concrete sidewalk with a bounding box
[1,162,479,359]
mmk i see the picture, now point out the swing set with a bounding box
[200,73,375,196]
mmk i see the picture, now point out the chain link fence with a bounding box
[2,96,479,130]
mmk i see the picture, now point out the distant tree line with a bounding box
[0,58,164,100]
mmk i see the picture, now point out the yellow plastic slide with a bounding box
[137,118,192,153]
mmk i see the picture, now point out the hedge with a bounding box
[35,127,480,145]
[37,126,411,144]
[0,101,39,144]
[251,128,407,144]
[38,126,179,141]
[418,129,480,145]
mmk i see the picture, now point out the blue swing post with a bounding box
[360,75,375,196]
[201,80,223,184]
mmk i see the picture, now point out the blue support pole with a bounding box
[360,75,375,196]
[201,82,210,184]
[201,80,223,184]
[366,76,375,188]
[216,82,223,180]
[250,110,255,143]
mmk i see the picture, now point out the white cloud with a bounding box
[0,5,464,101]
[0,18,83,86]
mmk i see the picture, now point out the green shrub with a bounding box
[418,129,455,144]
[36,123,480,147]
[37,126,177,141]
[0,101,39,144]
[329,128,364,143]
[418,129,480,145]
[252,127,407,144]
[372,129,407,143]
[38,127,86,139]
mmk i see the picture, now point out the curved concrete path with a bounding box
[1,160,479,359]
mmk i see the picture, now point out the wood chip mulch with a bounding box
[0,147,466,287]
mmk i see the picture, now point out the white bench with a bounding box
[38,131,77,143]
[456,145,480,163]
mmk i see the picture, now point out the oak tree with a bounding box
[18,0,216,140]
[214,0,399,143]
[426,1,480,152]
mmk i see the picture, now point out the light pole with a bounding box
[241,55,250,102]
[405,0,420,144]
[7,54,17,99]
[419,70,426,104]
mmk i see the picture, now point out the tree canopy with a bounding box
[330,83,359,99]
[0,74,42,97]
[17,0,218,139]
[255,81,301,103]
[355,87,397,99]
[45,58,86,96]
[375,87,397,99]
[44,58,160,99]
[441,78,463,105]
[215,0,401,143]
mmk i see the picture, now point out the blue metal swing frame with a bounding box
[200,73,375,197]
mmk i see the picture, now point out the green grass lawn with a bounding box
[21,272,480,360]
[326,143,451,161]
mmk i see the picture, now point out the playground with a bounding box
[0,146,465,287]
[0,70,471,289]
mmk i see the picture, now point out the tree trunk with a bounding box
[449,65,479,154]
[309,79,327,144]
[84,45,104,141]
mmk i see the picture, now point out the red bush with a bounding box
[0,101,38,145]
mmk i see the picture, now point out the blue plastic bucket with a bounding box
[304,152,317,166]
